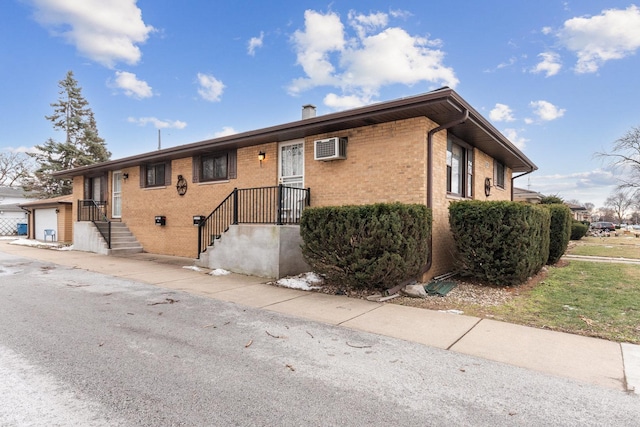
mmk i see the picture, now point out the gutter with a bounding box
[422,108,469,275]
[511,170,535,201]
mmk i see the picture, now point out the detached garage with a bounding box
[19,195,73,243]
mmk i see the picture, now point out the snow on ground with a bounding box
[5,238,72,250]
[275,272,324,291]
[209,268,231,276]
[182,265,202,272]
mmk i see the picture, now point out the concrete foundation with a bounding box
[198,224,309,279]
[73,222,109,255]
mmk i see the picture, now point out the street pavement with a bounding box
[0,244,640,426]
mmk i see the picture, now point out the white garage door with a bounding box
[34,208,58,241]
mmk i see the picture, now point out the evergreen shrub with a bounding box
[449,200,550,286]
[300,203,431,290]
[545,204,573,264]
[571,221,588,240]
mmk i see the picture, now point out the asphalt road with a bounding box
[1,251,639,426]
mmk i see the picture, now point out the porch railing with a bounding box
[78,200,111,249]
[198,185,310,256]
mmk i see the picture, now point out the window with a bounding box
[140,161,171,188]
[446,136,473,198]
[83,174,106,201]
[494,161,505,189]
[202,153,228,181]
[193,150,237,183]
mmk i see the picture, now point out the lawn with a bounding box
[568,235,640,259]
[479,260,640,344]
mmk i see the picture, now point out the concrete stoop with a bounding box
[94,221,143,255]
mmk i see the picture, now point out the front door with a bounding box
[278,140,304,188]
[278,140,305,222]
[112,171,122,218]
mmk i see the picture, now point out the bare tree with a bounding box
[604,189,634,223]
[596,125,640,190]
[0,152,33,187]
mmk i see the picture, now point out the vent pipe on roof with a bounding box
[302,104,316,119]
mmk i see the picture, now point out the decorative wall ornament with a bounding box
[176,175,188,196]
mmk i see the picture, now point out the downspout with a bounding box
[422,109,469,275]
[511,170,535,201]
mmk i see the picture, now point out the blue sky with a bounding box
[2,1,640,209]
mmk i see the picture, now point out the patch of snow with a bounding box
[209,268,231,276]
[276,272,324,291]
[0,236,20,241]
[439,309,464,315]
[8,238,71,250]
[182,265,202,271]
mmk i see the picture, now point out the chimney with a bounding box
[302,104,316,119]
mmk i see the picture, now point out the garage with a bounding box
[34,207,58,241]
[18,195,73,243]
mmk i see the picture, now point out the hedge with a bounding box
[545,204,573,264]
[449,200,550,286]
[300,203,432,290]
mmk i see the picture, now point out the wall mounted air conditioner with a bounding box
[314,137,347,161]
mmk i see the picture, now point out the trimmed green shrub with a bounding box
[300,203,432,290]
[545,204,573,264]
[449,200,550,286]
[571,221,588,240]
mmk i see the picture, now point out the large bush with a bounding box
[545,204,573,264]
[571,221,588,240]
[300,203,431,290]
[449,201,550,286]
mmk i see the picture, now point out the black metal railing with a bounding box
[198,185,310,256]
[78,200,112,249]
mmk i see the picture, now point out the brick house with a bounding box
[55,87,537,281]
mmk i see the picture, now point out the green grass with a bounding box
[481,261,640,344]
[568,236,640,259]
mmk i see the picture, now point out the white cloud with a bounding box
[348,10,388,38]
[501,128,528,150]
[323,93,370,110]
[214,126,238,137]
[196,73,225,102]
[29,0,154,68]
[531,52,562,77]
[289,9,458,110]
[247,32,264,56]
[127,117,187,129]
[557,5,640,73]
[529,169,618,207]
[111,71,152,99]
[530,100,566,121]
[489,103,515,122]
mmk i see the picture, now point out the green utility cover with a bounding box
[424,281,457,297]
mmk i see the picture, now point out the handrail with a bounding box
[77,199,111,249]
[197,185,310,257]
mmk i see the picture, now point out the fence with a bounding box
[0,217,25,236]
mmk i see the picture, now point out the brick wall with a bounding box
[70,117,515,280]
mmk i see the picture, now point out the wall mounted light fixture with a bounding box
[258,151,266,167]
[123,173,129,180]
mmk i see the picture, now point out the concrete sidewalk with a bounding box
[1,240,638,395]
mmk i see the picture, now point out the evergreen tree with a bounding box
[23,71,110,198]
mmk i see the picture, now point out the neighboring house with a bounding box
[18,195,74,243]
[565,202,590,222]
[54,87,537,280]
[513,187,543,204]
[0,186,29,236]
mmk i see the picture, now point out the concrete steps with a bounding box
[94,221,143,255]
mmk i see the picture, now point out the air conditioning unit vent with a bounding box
[314,137,347,161]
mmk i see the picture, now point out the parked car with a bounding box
[590,221,616,231]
